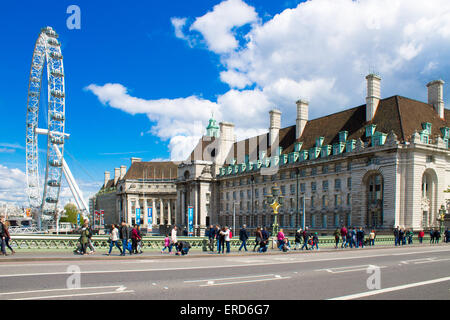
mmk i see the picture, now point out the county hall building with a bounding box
[95,74,450,235]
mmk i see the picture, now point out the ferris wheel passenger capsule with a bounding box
[50,112,65,121]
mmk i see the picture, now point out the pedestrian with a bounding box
[208,225,216,252]
[119,222,132,256]
[294,228,302,250]
[394,226,400,246]
[407,229,413,245]
[0,216,8,256]
[84,219,95,254]
[281,238,291,252]
[131,225,142,254]
[277,228,286,250]
[161,234,171,253]
[357,227,365,248]
[106,224,123,256]
[2,220,15,255]
[301,227,310,250]
[430,229,435,244]
[399,228,405,246]
[434,229,441,244]
[79,222,90,255]
[311,232,319,250]
[259,227,270,253]
[253,227,263,252]
[218,227,226,254]
[369,230,376,246]
[170,225,178,254]
[224,226,231,253]
[238,224,249,252]
[418,230,424,244]
[347,227,354,249]
[334,228,340,249]
[175,241,191,255]
[445,228,449,243]
[352,227,358,248]
[215,225,221,253]
[340,225,348,248]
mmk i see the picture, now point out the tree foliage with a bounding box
[60,203,83,225]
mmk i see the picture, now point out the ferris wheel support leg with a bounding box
[51,144,89,218]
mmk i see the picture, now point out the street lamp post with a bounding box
[265,184,284,240]
[233,202,237,234]
[438,205,446,235]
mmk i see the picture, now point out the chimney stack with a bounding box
[427,80,445,119]
[104,171,110,187]
[131,157,142,164]
[269,109,281,147]
[366,74,381,122]
[120,165,127,180]
[296,99,309,140]
[114,168,120,185]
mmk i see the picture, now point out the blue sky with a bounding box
[1,0,450,206]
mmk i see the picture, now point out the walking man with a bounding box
[340,225,348,248]
[238,224,249,252]
[301,227,309,250]
[294,228,302,250]
[120,222,132,256]
[208,225,216,252]
[394,226,400,246]
[106,224,123,256]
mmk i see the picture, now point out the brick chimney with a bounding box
[366,74,381,122]
[269,109,281,147]
[114,168,120,185]
[120,165,127,180]
[296,99,309,139]
[427,80,445,119]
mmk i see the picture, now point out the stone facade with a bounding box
[176,75,450,234]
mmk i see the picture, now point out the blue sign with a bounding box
[188,206,194,237]
[136,208,141,226]
[77,213,80,226]
[147,208,153,232]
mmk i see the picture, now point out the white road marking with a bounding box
[317,264,386,274]
[329,276,450,300]
[199,276,291,287]
[12,289,134,300]
[0,285,134,300]
[185,274,276,283]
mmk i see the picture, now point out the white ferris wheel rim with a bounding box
[25,26,65,218]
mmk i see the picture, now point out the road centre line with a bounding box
[1,248,449,279]
[199,276,291,287]
[12,290,134,300]
[328,276,450,300]
[185,274,276,283]
[0,285,126,296]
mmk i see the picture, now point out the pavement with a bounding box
[0,243,449,301]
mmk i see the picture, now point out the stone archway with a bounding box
[421,168,438,229]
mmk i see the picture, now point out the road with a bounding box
[0,245,449,300]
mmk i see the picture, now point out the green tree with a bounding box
[60,203,83,225]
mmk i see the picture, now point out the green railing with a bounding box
[7,235,433,251]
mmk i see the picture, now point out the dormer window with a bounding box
[366,124,377,137]
[316,137,325,147]
[441,127,450,139]
[372,131,387,147]
[299,150,308,162]
[420,131,430,144]
[346,139,356,152]
[320,145,331,157]
[339,131,348,143]
[422,122,432,134]
[294,142,303,152]
[333,142,345,155]
[309,147,321,160]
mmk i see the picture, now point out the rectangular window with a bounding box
[280,185,286,195]
[311,196,315,208]
[347,177,352,190]
[335,179,341,190]
[290,184,296,195]
[255,189,259,198]
[233,191,236,200]
[300,183,306,193]
[311,167,317,176]
[335,163,341,172]
[300,169,306,177]
[322,165,329,174]
[311,182,317,192]
[322,180,329,191]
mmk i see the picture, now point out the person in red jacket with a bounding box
[418,230,425,244]
[340,226,348,248]
[131,225,142,254]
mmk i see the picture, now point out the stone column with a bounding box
[181,190,186,226]
[167,199,172,226]
[143,197,148,228]
[160,198,164,225]
[152,198,156,228]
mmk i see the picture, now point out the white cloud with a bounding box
[91,0,450,162]
[190,0,258,53]
[0,165,27,203]
[171,17,188,40]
